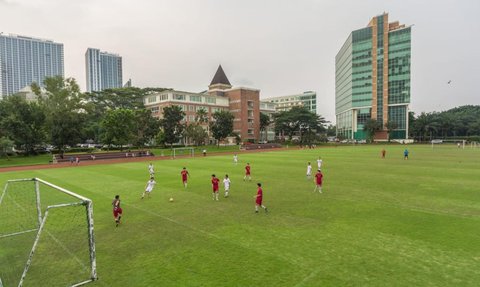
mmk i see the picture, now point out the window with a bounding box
[150,107,159,114]
[148,96,156,103]
[248,129,254,135]
[190,95,202,102]
[189,105,195,111]
[159,94,168,101]
[189,115,195,122]
[173,94,185,100]
[205,97,216,104]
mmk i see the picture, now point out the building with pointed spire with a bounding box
[143,65,264,143]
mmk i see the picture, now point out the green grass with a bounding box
[0,154,53,168]
[1,145,480,286]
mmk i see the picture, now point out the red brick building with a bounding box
[144,65,262,143]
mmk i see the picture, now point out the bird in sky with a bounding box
[447,80,452,84]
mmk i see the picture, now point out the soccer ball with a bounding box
[169,197,174,202]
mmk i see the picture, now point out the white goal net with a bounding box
[172,147,195,158]
[0,178,97,287]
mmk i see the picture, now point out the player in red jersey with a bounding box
[314,169,323,193]
[243,163,252,181]
[112,195,122,227]
[211,174,220,201]
[181,167,190,189]
[254,183,268,214]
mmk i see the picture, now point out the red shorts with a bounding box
[182,178,187,183]
[213,187,219,192]
[113,208,123,218]
[256,197,262,205]
[246,172,251,175]
[316,182,322,186]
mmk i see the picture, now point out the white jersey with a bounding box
[307,165,312,175]
[233,155,238,163]
[145,180,156,192]
[148,164,154,173]
[223,178,231,190]
[317,159,323,169]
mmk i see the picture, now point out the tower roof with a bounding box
[209,65,231,86]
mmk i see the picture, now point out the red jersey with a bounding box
[181,170,189,181]
[211,177,219,191]
[315,172,323,185]
[112,199,121,210]
[245,165,251,175]
[256,187,263,205]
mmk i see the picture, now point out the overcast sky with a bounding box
[1,0,479,122]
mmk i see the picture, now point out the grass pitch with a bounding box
[1,145,480,286]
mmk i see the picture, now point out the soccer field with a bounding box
[1,145,480,286]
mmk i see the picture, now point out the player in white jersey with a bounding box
[142,177,156,199]
[233,154,238,165]
[223,174,231,197]
[306,162,312,179]
[148,163,154,177]
[317,157,323,170]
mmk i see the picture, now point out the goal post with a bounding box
[172,147,195,158]
[0,178,97,287]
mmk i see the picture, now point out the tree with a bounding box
[185,123,208,146]
[133,109,161,147]
[0,137,14,159]
[195,108,209,124]
[0,95,46,154]
[101,109,136,149]
[326,124,337,137]
[210,110,234,147]
[385,121,398,142]
[161,105,185,148]
[363,119,381,143]
[33,76,87,153]
[85,87,164,110]
[259,113,271,142]
[273,106,327,144]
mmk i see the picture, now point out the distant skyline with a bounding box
[1,0,479,122]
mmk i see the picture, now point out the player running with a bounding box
[254,183,268,214]
[223,174,231,198]
[404,149,409,160]
[381,149,386,159]
[314,169,323,193]
[306,162,312,179]
[317,157,323,170]
[112,195,122,227]
[211,174,220,201]
[181,167,190,188]
[148,163,155,177]
[142,177,156,199]
[244,163,252,181]
[233,154,238,165]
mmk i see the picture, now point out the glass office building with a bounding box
[335,13,411,140]
[0,33,64,98]
[85,48,123,92]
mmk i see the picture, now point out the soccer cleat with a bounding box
[255,210,259,214]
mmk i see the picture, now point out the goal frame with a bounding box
[0,178,97,287]
[172,147,195,158]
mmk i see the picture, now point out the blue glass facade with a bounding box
[0,34,64,98]
[85,48,122,92]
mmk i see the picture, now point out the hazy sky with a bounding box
[1,0,479,121]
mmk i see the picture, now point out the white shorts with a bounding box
[145,188,153,193]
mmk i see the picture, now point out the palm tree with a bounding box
[363,119,381,143]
